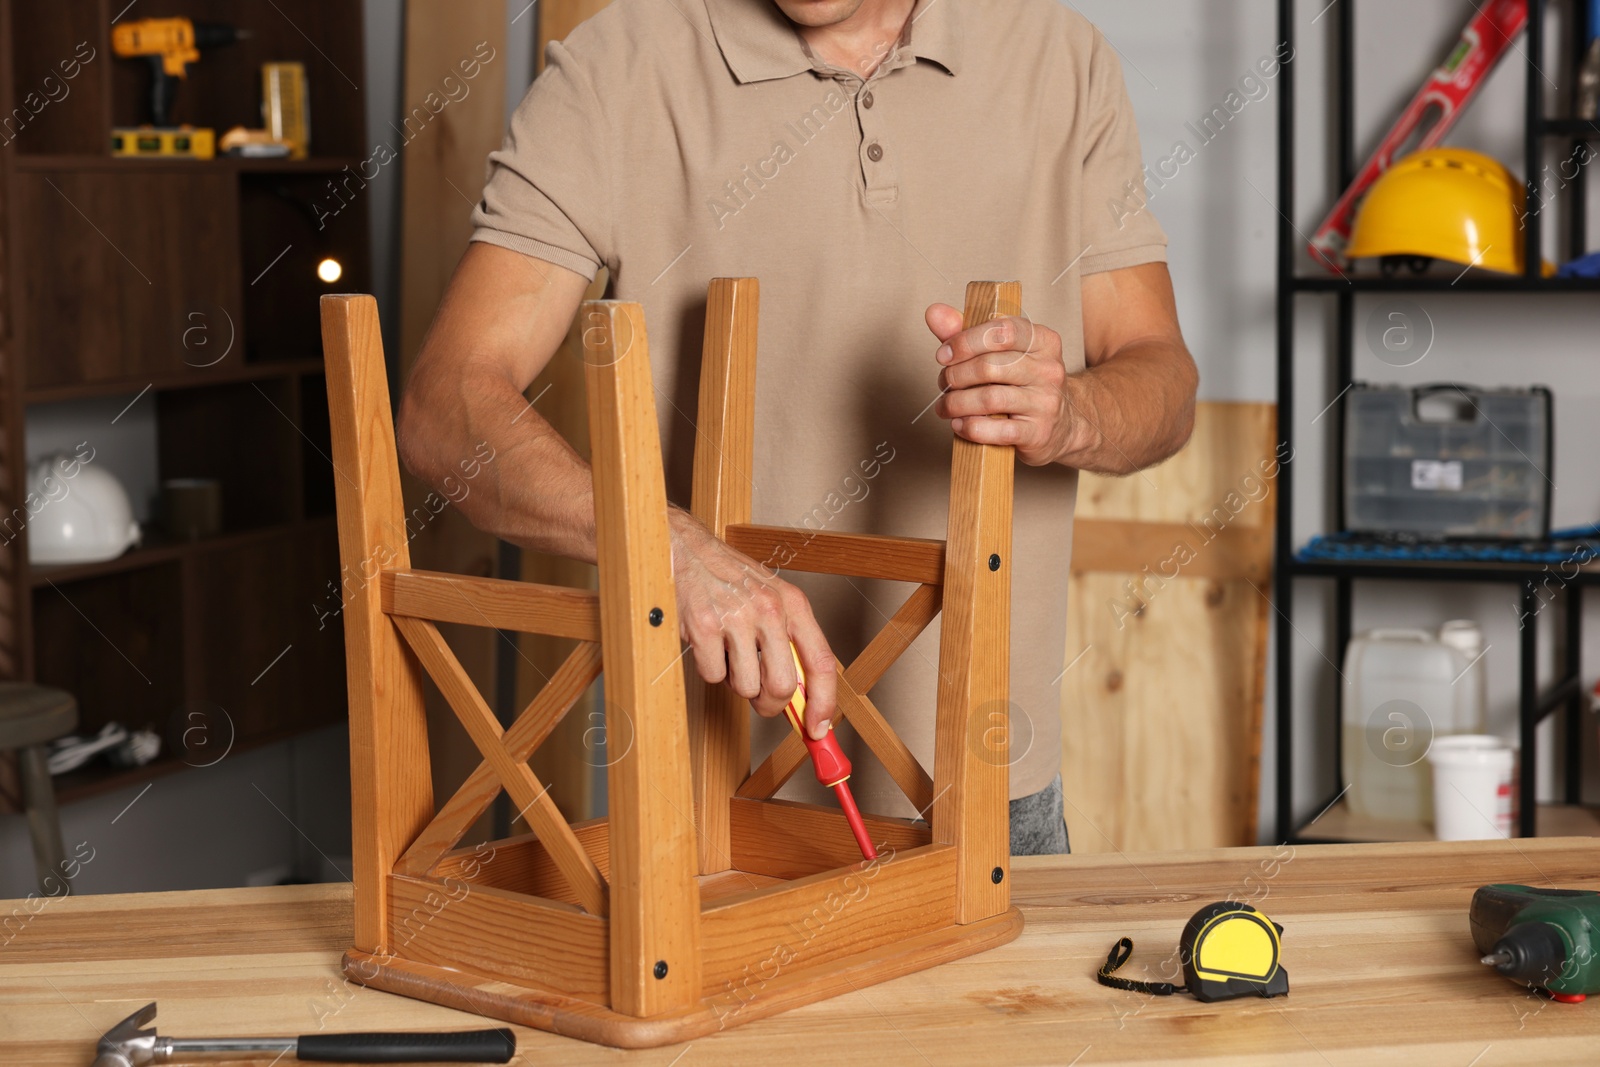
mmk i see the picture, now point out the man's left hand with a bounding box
[925,304,1073,467]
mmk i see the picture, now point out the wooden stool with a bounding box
[320,279,1024,1048]
[0,683,77,894]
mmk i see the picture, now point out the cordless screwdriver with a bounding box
[1472,884,1600,1002]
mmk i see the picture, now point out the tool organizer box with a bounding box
[319,280,1024,1048]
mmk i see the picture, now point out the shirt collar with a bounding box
[703,0,962,85]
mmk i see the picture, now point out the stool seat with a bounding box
[0,683,78,750]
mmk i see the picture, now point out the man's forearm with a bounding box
[1053,340,1197,475]
[399,361,600,563]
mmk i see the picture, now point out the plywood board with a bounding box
[1063,401,1277,852]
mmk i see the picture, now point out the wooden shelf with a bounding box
[10,155,364,173]
[1298,799,1600,843]
[48,721,330,806]
[28,517,336,588]
[0,0,366,805]
[1292,554,1600,582]
[24,357,326,405]
[1293,273,1600,292]
[231,156,365,173]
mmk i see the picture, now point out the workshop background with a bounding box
[0,0,1595,898]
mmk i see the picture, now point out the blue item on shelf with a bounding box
[1297,524,1600,565]
[1557,252,1600,279]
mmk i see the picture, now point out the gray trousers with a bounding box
[1009,773,1071,856]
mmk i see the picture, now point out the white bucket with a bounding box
[1427,735,1515,841]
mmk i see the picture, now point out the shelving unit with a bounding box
[0,0,368,802]
[1274,0,1600,843]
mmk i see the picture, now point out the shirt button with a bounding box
[866,142,883,162]
[861,91,875,109]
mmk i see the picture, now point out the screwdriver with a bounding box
[781,644,877,861]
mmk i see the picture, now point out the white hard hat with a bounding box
[26,456,141,565]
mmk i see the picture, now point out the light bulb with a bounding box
[317,257,343,284]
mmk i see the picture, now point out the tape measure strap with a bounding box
[1096,937,1187,996]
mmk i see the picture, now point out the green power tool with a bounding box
[1471,884,1600,1002]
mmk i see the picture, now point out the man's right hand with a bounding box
[668,509,837,739]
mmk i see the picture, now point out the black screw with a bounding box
[991,866,1004,884]
[988,554,1001,572]
[653,960,669,979]
[648,607,664,627]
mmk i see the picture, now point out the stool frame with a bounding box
[320,279,1023,1048]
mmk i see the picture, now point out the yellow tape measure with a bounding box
[1098,901,1289,1003]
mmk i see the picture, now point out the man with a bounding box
[399,0,1197,855]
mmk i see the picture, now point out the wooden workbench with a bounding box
[6,839,1600,1065]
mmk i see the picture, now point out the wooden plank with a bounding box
[729,797,932,881]
[393,616,608,917]
[1064,402,1277,852]
[398,642,604,876]
[381,569,601,640]
[388,874,609,1003]
[516,0,619,831]
[396,0,510,850]
[688,278,759,876]
[737,582,942,800]
[698,845,957,997]
[320,295,434,954]
[398,0,508,375]
[1071,519,1273,583]
[723,525,946,584]
[932,282,1017,924]
[583,300,702,1015]
[539,0,614,62]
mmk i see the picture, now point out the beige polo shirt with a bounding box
[470,0,1168,813]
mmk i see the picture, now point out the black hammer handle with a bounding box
[296,1028,516,1063]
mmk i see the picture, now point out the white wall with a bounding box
[1076,0,1600,841]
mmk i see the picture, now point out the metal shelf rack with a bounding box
[1273,0,1599,843]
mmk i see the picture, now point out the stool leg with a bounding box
[19,745,67,896]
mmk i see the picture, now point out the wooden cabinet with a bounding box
[14,166,241,389]
[0,0,369,803]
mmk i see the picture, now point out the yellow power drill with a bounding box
[112,17,249,127]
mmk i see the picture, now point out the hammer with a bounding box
[93,1002,515,1065]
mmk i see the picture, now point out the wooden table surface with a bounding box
[6,839,1600,1066]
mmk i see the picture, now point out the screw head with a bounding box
[991,866,1004,884]
[648,607,664,627]
[988,554,1001,572]
[653,959,669,979]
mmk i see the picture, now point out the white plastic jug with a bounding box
[1343,628,1484,822]
[1439,619,1488,736]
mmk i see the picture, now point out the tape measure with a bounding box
[1098,901,1289,1003]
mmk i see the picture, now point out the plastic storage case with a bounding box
[1344,383,1552,539]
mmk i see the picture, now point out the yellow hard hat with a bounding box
[1347,148,1553,277]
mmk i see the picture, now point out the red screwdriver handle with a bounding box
[801,728,852,787]
[780,644,877,861]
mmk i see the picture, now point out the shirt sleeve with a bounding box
[469,39,611,281]
[1077,28,1168,276]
